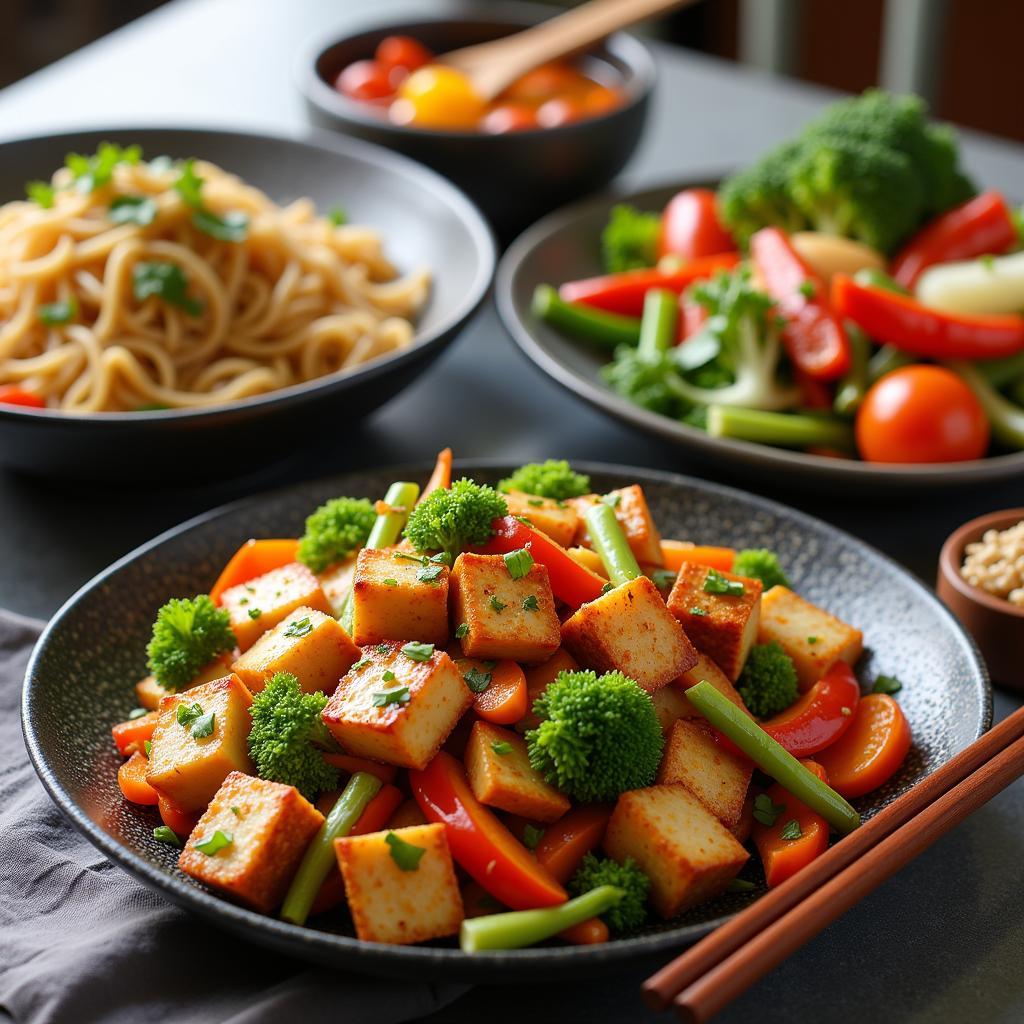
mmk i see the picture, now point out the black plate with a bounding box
[22,460,990,980]
[0,128,494,480]
[496,179,1024,492]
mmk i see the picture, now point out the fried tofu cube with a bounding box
[351,547,450,647]
[318,556,357,617]
[145,674,254,811]
[465,721,570,822]
[604,785,749,918]
[503,491,579,548]
[321,641,472,769]
[678,652,750,716]
[561,575,697,692]
[334,823,463,945]
[518,648,580,732]
[570,485,664,566]
[221,563,331,652]
[178,771,323,913]
[450,553,561,663]
[657,719,753,829]
[135,652,235,710]
[759,585,864,691]
[667,563,763,682]
[230,605,359,694]
[650,680,693,734]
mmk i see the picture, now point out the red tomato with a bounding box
[582,85,620,116]
[856,365,989,463]
[502,63,586,103]
[480,103,538,134]
[0,386,45,408]
[375,35,432,73]
[334,60,394,103]
[658,188,735,260]
[537,96,587,128]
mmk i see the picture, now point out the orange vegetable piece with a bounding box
[815,693,911,798]
[321,753,398,784]
[157,795,200,836]
[420,447,452,501]
[559,918,610,945]
[534,804,613,884]
[456,657,528,725]
[111,711,159,757]
[660,540,735,573]
[117,752,159,805]
[209,538,299,605]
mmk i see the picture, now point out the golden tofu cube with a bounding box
[667,563,763,682]
[145,674,254,812]
[135,651,235,710]
[678,653,750,716]
[503,490,579,548]
[657,719,753,829]
[334,823,464,945]
[318,555,357,617]
[518,648,580,732]
[230,605,359,694]
[604,785,749,918]
[650,680,693,734]
[465,721,570,822]
[560,575,697,693]
[221,562,331,652]
[759,585,864,691]
[178,771,323,913]
[351,547,449,647]
[570,485,664,566]
[321,641,472,769]
[450,553,561,664]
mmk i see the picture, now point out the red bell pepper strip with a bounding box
[209,538,300,604]
[559,253,740,318]
[111,711,159,758]
[750,228,851,380]
[657,188,737,261]
[0,386,46,408]
[891,191,1018,290]
[832,273,1024,360]
[760,661,861,757]
[477,515,606,608]
[411,752,567,910]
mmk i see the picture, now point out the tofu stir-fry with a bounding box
[111,450,911,949]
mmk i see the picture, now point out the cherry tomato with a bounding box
[658,188,736,260]
[0,386,45,408]
[502,63,586,103]
[480,103,538,134]
[392,65,485,129]
[856,365,989,463]
[334,60,394,103]
[375,35,432,73]
[582,85,620,116]
[537,96,587,128]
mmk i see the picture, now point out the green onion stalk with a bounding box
[707,406,855,451]
[532,284,641,350]
[584,502,642,586]
[637,288,679,364]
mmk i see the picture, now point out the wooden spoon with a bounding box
[438,0,700,102]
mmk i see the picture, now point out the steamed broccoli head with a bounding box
[146,594,235,691]
[601,204,660,272]
[247,672,339,800]
[718,141,808,248]
[499,460,591,500]
[732,548,791,590]
[568,853,650,933]
[737,641,799,718]
[297,496,377,573]
[403,477,507,560]
[526,669,664,803]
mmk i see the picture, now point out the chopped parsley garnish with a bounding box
[489,596,507,613]
[152,825,180,846]
[402,641,434,662]
[109,194,157,225]
[429,551,452,566]
[872,674,903,695]
[177,702,215,739]
[144,740,152,757]
[780,819,803,841]
[527,498,544,507]
[689,606,708,616]
[753,793,785,827]
[417,563,445,584]
[600,582,614,594]
[284,616,314,639]
[38,298,77,325]
[247,607,262,620]
[128,707,148,720]
[503,548,534,579]
[464,667,492,693]
[703,568,745,596]
[351,658,371,671]
[602,493,622,508]
[67,143,141,193]
[381,670,395,682]
[173,159,204,208]
[176,702,204,728]
[230,806,241,817]
[194,829,233,856]
[327,206,347,227]
[394,551,427,564]
[522,824,545,850]
[372,686,410,708]
[376,643,390,653]
[383,578,398,587]
[192,208,249,242]
[455,623,469,639]
[807,636,819,645]
[26,180,55,207]
[522,595,539,611]
[514,515,533,526]
[798,279,817,299]
[491,741,513,755]
[385,831,426,871]
[190,711,215,739]
[132,261,203,316]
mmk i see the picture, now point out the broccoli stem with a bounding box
[460,886,623,952]
[532,284,641,350]
[833,324,870,415]
[339,480,420,633]
[947,360,1024,449]
[707,405,855,450]
[280,771,382,926]
[686,681,860,834]
[584,503,642,586]
[637,288,678,363]
[867,344,914,383]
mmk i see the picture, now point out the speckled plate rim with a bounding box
[496,176,1024,489]
[21,460,992,980]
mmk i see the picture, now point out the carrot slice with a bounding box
[117,752,159,805]
[419,447,453,501]
[321,752,398,784]
[815,693,911,798]
[534,804,613,884]
[559,917,610,944]
[661,540,735,573]
[456,658,528,725]
[157,795,200,835]
[209,538,299,605]
[111,711,159,757]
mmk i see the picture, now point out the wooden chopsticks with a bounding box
[642,704,1024,1021]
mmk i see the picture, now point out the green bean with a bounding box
[707,405,855,451]
[833,324,870,416]
[532,284,641,350]
[584,502,641,586]
[637,288,679,363]
[867,344,915,383]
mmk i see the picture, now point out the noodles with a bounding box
[0,148,430,412]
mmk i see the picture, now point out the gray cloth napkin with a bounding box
[0,610,467,1024]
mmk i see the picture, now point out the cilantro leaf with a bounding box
[132,261,203,316]
[385,831,426,871]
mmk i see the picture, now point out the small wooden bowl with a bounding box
[938,508,1024,692]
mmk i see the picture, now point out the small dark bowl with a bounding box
[0,127,495,482]
[296,3,655,239]
[938,508,1024,692]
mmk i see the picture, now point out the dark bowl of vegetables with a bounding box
[497,90,1024,491]
[296,2,655,240]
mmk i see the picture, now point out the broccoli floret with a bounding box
[601,204,660,272]
[737,641,799,718]
[247,672,339,800]
[732,548,791,590]
[568,853,650,933]
[146,594,235,691]
[499,459,591,500]
[297,496,377,573]
[526,669,663,803]
[404,477,507,561]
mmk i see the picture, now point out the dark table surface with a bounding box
[2,1,1023,1021]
